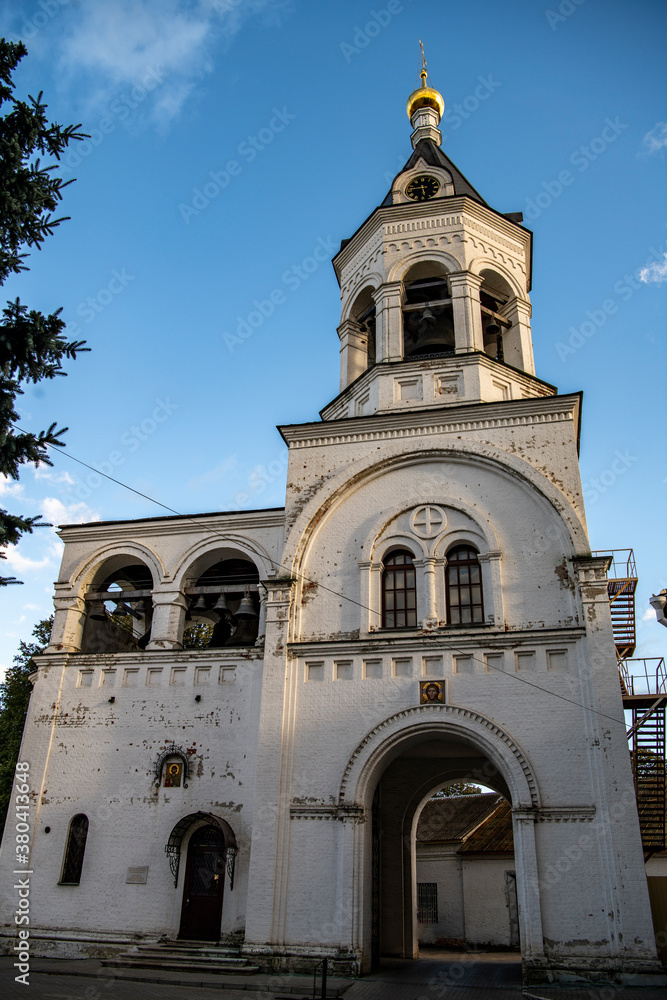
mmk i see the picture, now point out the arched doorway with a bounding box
[179,825,227,941]
[338,706,543,975]
[165,812,238,943]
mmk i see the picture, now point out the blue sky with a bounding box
[0,0,665,676]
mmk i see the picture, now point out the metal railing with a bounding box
[620,658,667,697]
[592,548,637,580]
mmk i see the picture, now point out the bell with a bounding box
[212,593,232,619]
[235,589,258,618]
[88,600,107,621]
[192,594,208,613]
[114,600,130,616]
[485,319,501,338]
[129,599,144,619]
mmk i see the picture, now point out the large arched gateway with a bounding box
[338,707,544,974]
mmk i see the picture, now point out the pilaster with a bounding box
[449,272,484,353]
[338,318,369,390]
[504,298,534,374]
[146,589,189,650]
[47,588,86,652]
[373,282,402,362]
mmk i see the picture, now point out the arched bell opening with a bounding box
[183,557,260,649]
[350,286,377,369]
[401,263,455,359]
[479,270,514,363]
[81,561,154,653]
[360,725,528,973]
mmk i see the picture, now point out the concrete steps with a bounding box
[102,940,259,975]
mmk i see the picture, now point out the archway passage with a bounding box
[369,730,521,970]
[179,825,227,941]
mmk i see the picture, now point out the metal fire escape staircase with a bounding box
[593,549,667,856]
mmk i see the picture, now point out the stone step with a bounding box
[101,955,259,976]
[136,944,242,958]
[123,949,248,965]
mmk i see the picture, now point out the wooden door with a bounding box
[179,825,226,941]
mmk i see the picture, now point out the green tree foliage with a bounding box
[0,615,52,836]
[0,38,88,584]
[432,782,483,799]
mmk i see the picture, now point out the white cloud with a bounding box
[0,476,25,497]
[33,468,75,486]
[1,548,55,574]
[640,253,667,284]
[643,122,667,154]
[642,607,657,621]
[40,497,101,527]
[56,0,285,128]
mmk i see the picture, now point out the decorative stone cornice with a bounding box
[284,394,579,450]
[513,806,596,823]
[290,803,365,823]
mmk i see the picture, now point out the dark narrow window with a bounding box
[445,545,484,625]
[60,814,89,885]
[382,550,417,628]
[417,882,438,923]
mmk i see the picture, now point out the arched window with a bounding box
[382,550,417,628]
[60,814,89,885]
[445,546,484,625]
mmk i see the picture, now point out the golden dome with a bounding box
[406,60,444,122]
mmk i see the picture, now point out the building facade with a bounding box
[0,69,663,986]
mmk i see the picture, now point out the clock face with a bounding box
[405,175,440,201]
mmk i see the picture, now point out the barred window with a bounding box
[445,545,484,625]
[382,550,417,628]
[60,814,89,885]
[417,882,438,923]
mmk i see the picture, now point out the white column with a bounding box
[414,557,437,626]
[449,272,484,353]
[477,550,503,626]
[47,589,86,652]
[146,590,189,650]
[503,297,534,373]
[511,811,547,963]
[338,318,369,390]
[373,282,403,362]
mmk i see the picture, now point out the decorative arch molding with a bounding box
[387,248,463,285]
[69,541,165,595]
[165,811,238,888]
[468,256,525,301]
[340,272,384,320]
[338,704,540,811]
[168,533,276,589]
[365,497,500,562]
[285,443,588,579]
[372,532,427,564]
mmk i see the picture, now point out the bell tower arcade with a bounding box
[328,55,542,422]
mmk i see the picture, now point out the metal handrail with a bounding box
[592,548,637,580]
[622,658,667,697]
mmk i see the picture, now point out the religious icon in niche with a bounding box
[164,760,183,787]
[420,680,445,704]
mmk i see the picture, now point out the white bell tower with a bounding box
[326,52,541,422]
